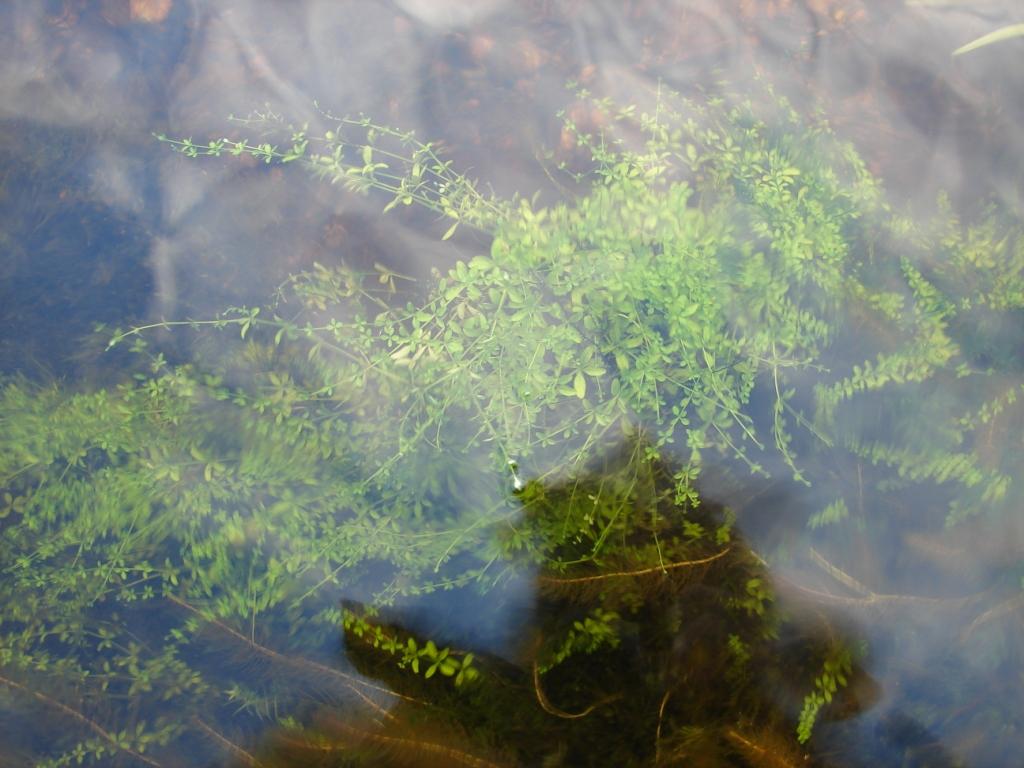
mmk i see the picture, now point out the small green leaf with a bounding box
[574,371,587,399]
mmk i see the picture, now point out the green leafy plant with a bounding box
[797,646,853,744]
[0,83,1022,765]
[342,606,480,686]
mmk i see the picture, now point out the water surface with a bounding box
[1,1,1023,766]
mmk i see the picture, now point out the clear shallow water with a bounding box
[1,1,1023,766]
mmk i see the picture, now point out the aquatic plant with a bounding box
[1,84,1023,765]
[953,22,1024,56]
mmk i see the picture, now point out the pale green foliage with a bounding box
[1,85,1022,762]
[156,105,510,237]
[155,90,889,493]
[818,196,1024,523]
[808,498,849,530]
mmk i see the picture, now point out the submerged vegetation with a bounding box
[1,84,1023,765]
[952,22,1024,56]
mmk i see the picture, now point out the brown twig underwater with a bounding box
[654,689,672,766]
[0,672,163,767]
[790,546,987,611]
[531,660,620,719]
[724,727,803,768]
[780,577,979,612]
[960,591,1024,642]
[165,594,425,720]
[192,716,263,768]
[809,546,872,595]
[277,719,510,768]
[537,547,731,586]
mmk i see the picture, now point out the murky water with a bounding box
[2,1,1023,766]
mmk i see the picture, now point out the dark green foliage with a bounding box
[249,441,876,767]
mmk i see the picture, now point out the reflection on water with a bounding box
[2,1,1024,766]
